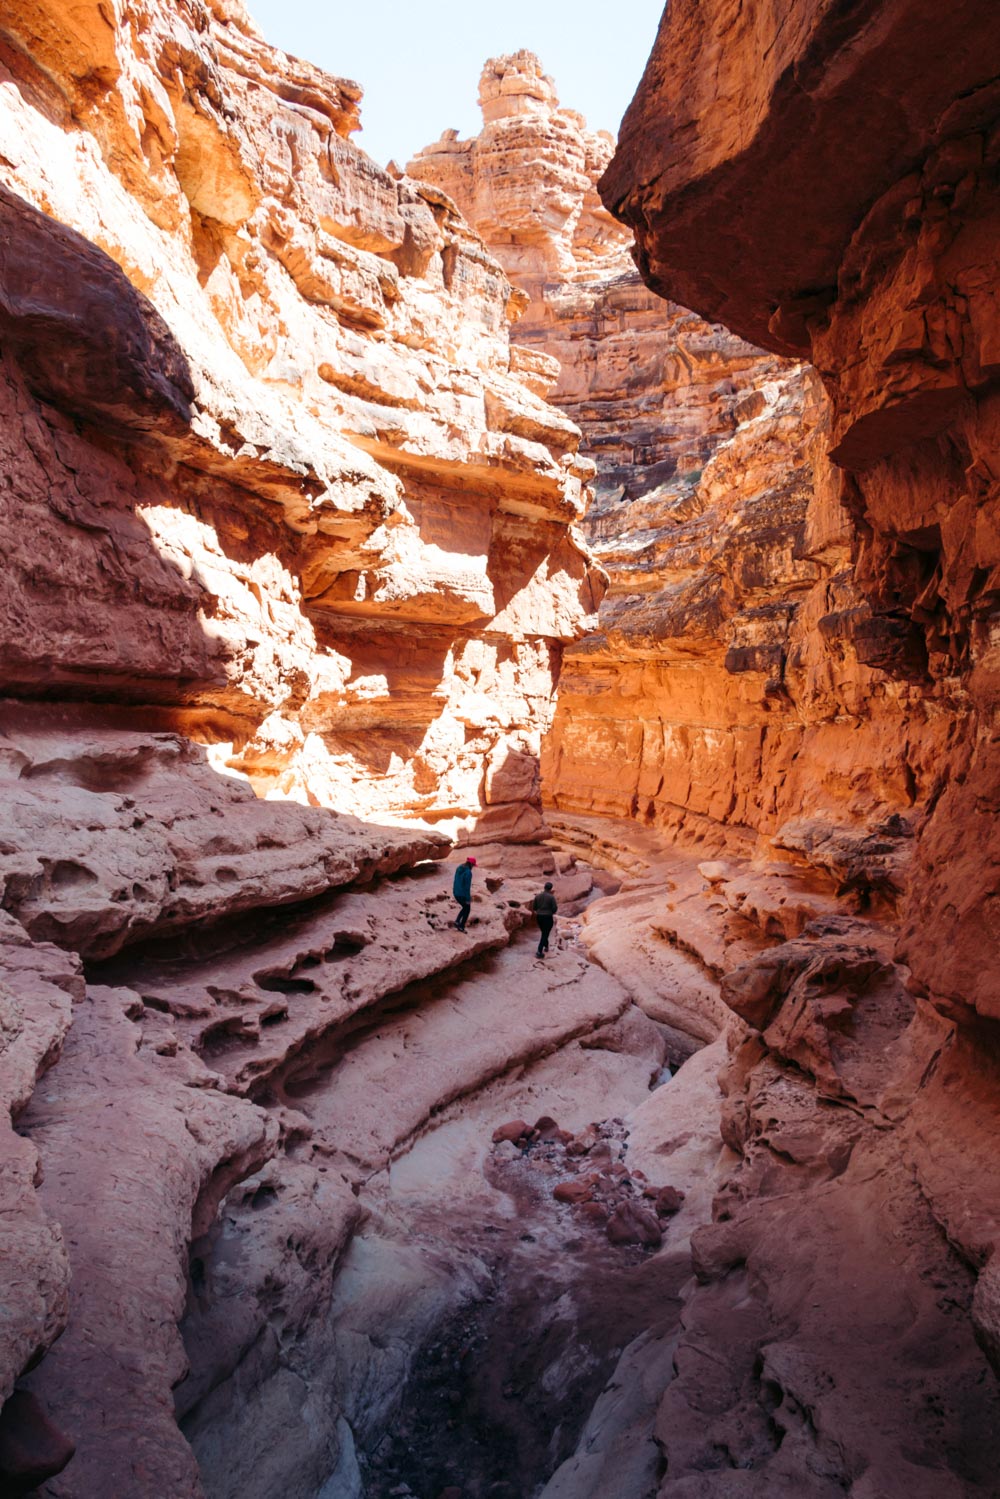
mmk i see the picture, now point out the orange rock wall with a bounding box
[603,0,1000,1020]
[599,0,1000,1414]
[414,57,1000,1443]
[411,55,946,883]
[0,6,604,846]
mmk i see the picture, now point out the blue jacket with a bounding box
[453,862,473,900]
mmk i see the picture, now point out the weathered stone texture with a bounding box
[411,55,938,888]
[418,39,1000,1497]
[0,2,603,1485]
[584,1,1000,1488]
[604,0,1000,1013]
[3,12,1000,1499]
[0,7,603,839]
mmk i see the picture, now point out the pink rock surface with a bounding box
[20,984,277,1498]
[566,816,1000,1498]
[0,718,451,961]
[0,917,79,1410]
[0,1,609,1476]
[1,7,999,1499]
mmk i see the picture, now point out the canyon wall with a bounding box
[414,43,1000,1499]
[0,1,606,1490]
[3,10,1000,1499]
[410,55,937,875]
[0,8,603,844]
[603,0,1000,1036]
[574,0,1000,1489]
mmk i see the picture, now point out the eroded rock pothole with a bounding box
[314,979,704,1499]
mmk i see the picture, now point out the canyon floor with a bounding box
[163,816,735,1499]
[15,799,995,1499]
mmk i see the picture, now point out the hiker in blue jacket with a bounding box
[452,856,476,931]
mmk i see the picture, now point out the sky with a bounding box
[245,1,665,168]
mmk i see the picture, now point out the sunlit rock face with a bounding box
[417,50,1000,1496]
[0,0,604,1479]
[0,5,603,843]
[410,50,693,512]
[411,55,940,862]
[589,0,1000,1482]
[603,0,1000,1024]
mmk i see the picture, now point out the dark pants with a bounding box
[535,914,554,954]
[454,898,472,931]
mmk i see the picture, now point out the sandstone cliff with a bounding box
[571,1,1000,1490]
[3,10,1000,1499]
[604,0,1000,1063]
[410,51,780,520]
[0,1,606,1489]
[409,57,900,857]
[0,9,603,843]
[413,45,1000,1499]
[608,0,1000,1032]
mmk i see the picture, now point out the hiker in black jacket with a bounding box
[531,881,558,957]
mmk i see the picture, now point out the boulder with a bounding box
[606,1202,663,1249]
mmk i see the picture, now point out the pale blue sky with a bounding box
[246,1,665,167]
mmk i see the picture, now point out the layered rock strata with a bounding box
[2,8,999,1499]
[410,56,910,867]
[423,41,1000,1497]
[543,813,1000,1499]
[410,52,794,517]
[0,0,605,1489]
[604,0,1000,1017]
[0,9,602,842]
[537,1,1000,1491]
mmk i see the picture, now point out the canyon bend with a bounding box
[1,5,999,1499]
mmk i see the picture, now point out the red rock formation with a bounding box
[416,41,1000,1499]
[0,10,603,840]
[411,56,936,890]
[582,1,1000,1488]
[3,10,999,1499]
[605,0,1000,1029]
[0,2,605,1488]
[604,1,1000,995]
[410,52,781,513]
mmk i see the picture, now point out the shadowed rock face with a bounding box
[602,0,1000,1017]
[602,0,1000,359]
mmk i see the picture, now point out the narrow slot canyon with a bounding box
[1,5,1000,1499]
